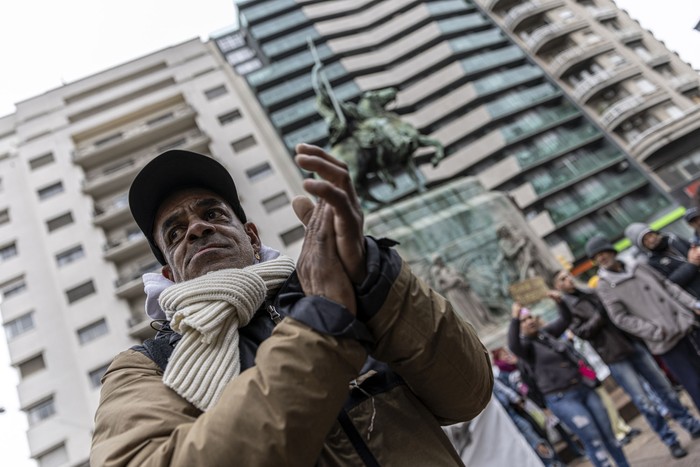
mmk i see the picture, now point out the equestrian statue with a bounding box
[309,41,445,206]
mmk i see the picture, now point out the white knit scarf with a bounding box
[159,255,296,411]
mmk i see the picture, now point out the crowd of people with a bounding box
[500,209,700,466]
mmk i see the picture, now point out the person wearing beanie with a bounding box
[586,234,700,419]
[684,207,700,245]
[551,270,700,458]
[625,222,700,298]
[508,302,630,467]
[91,145,494,466]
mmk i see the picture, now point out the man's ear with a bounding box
[161,265,174,281]
[244,222,261,250]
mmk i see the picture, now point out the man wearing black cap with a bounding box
[90,143,493,466]
[585,235,700,416]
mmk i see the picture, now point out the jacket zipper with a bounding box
[267,304,282,324]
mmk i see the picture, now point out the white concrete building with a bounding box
[0,38,305,467]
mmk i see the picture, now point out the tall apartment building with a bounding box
[0,38,305,466]
[219,0,700,267]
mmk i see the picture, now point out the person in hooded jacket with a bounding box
[586,235,700,415]
[551,269,700,458]
[625,222,700,298]
[684,207,700,246]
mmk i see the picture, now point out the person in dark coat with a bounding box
[551,270,700,459]
[625,222,700,298]
[508,303,630,467]
[684,207,700,245]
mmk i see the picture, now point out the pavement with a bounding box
[569,392,700,467]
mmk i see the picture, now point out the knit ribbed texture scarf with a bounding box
[159,255,296,411]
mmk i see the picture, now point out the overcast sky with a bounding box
[0,1,698,466]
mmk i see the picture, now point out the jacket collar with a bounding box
[598,258,637,287]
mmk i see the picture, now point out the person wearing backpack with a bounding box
[90,144,493,467]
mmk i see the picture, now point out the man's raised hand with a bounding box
[293,143,367,285]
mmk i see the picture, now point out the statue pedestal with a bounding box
[366,177,559,348]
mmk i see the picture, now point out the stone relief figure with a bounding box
[496,225,551,281]
[430,255,494,331]
[309,40,444,206]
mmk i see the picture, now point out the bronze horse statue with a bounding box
[310,43,444,206]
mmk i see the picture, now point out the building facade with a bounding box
[223,0,700,266]
[0,39,305,466]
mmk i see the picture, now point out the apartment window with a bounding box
[146,112,174,126]
[0,241,17,260]
[77,318,108,344]
[66,280,96,304]
[46,212,74,232]
[204,85,228,100]
[0,208,9,225]
[37,181,64,200]
[4,311,34,340]
[246,162,273,182]
[666,105,684,119]
[262,192,290,213]
[231,135,257,153]
[26,396,56,426]
[55,244,85,267]
[88,363,110,388]
[1,276,27,299]
[19,353,46,379]
[36,443,68,467]
[218,109,242,125]
[29,152,55,170]
[280,225,305,247]
[635,78,656,94]
[94,132,123,147]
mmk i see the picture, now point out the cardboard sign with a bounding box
[509,277,549,305]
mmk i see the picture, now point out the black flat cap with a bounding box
[128,149,246,265]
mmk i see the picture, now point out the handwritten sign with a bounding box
[509,277,549,305]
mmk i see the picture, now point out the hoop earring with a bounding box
[255,251,261,261]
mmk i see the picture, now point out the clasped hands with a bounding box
[292,143,367,316]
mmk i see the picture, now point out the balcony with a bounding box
[572,63,639,101]
[589,7,616,21]
[615,28,643,44]
[524,19,587,53]
[115,260,161,299]
[103,231,149,263]
[515,125,603,169]
[503,0,563,30]
[93,195,130,229]
[72,104,196,169]
[82,129,208,197]
[600,90,667,128]
[550,174,648,228]
[600,95,645,127]
[645,53,671,68]
[528,148,623,201]
[550,41,614,77]
[669,74,699,93]
[128,311,157,341]
[501,104,579,143]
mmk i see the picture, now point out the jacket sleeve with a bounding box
[354,238,493,424]
[91,317,367,467]
[595,286,665,342]
[508,317,533,362]
[562,300,605,340]
[641,263,698,310]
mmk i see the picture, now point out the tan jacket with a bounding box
[91,257,493,466]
